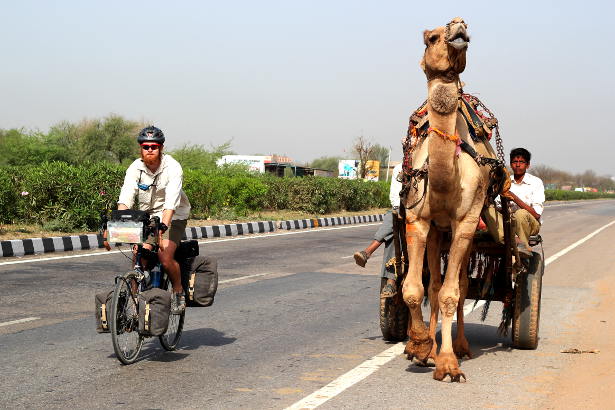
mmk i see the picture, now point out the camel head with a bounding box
[420,17,469,82]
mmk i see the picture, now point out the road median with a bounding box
[0,214,384,258]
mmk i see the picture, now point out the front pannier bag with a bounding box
[95,290,114,333]
[138,288,171,336]
[182,256,218,307]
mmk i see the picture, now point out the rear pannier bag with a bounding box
[182,256,218,307]
[138,288,171,336]
[95,290,114,333]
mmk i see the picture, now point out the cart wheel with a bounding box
[379,278,409,342]
[512,251,544,349]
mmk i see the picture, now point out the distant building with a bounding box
[217,154,332,177]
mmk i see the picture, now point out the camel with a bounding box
[400,17,499,382]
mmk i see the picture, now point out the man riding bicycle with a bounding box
[105,126,191,314]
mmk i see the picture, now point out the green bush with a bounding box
[0,162,390,229]
[545,189,615,201]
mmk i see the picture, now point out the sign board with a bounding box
[338,160,358,179]
[365,160,380,181]
[216,155,266,173]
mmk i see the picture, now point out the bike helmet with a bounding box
[137,126,165,145]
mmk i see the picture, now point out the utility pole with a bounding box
[385,146,392,181]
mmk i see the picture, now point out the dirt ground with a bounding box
[543,277,615,408]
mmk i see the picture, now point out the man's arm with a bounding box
[505,191,541,221]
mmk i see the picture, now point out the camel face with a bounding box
[421,17,469,80]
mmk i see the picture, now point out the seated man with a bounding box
[354,161,403,297]
[483,147,545,257]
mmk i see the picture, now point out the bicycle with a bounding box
[102,210,192,365]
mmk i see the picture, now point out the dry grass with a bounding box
[0,208,388,241]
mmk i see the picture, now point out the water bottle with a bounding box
[142,269,151,287]
[150,263,162,288]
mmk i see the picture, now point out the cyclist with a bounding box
[105,126,191,313]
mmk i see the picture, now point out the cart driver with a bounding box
[104,126,191,313]
[483,147,545,257]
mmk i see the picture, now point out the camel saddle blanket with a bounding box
[407,93,498,145]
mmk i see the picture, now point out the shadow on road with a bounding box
[179,327,237,350]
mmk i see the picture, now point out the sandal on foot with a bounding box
[380,282,397,298]
[354,251,369,267]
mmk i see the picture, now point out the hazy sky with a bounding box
[1,0,613,176]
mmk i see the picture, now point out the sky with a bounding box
[1,0,613,176]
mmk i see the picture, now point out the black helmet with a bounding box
[137,126,165,144]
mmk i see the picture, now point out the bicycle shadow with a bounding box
[108,328,237,363]
[178,328,237,350]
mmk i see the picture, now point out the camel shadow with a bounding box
[403,322,513,372]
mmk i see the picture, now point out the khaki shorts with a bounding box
[145,219,187,247]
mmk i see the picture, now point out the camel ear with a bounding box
[423,30,431,46]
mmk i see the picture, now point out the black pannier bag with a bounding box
[95,290,114,333]
[175,239,199,261]
[138,288,171,336]
[181,256,218,307]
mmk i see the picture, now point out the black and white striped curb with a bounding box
[0,221,277,258]
[278,214,384,230]
[0,215,383,258]
[183,221,276,240]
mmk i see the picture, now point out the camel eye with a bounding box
[429,34,439,43]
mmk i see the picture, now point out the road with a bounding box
[1,200,614,409]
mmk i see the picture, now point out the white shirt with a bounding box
[118,154,191,220]
[389,163,403,208]
[509,172,545,220]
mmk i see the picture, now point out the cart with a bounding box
[380,197,544,349]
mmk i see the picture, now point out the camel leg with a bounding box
[422,227,442,366]
[452,247,473,359]
[402,217,432,362]
[433,219,476,382]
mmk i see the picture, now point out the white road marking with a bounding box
[219,272,275,284]
[0,223,380,267]
[341,255,354,259]
[545,219,615,266]
[286,220,615,409]
[0,317,40,327]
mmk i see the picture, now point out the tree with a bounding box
[353,136,374,179]
[310,156,342,175]
[170,141,234,171]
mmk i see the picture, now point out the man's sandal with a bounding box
[380,282,397,298]
[354,251,369,268]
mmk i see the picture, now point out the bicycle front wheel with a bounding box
[110,271,144,364]
[159,277,185,351]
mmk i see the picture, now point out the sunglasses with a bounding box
[141,144,161,151]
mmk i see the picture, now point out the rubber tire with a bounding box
[512,251,543,349]
[379,278,409,342]
[159,278,185,351]
[110,272,144,365]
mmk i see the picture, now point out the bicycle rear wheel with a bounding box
[159,277,185,351]
[110,271,144,364]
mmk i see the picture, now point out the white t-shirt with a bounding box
[389,163,403,208]
[118,154,191,220]
[509,172,545,221]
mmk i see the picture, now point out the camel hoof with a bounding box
[453,339,473,360]
[404,336,433,362]
[433,352,466,382]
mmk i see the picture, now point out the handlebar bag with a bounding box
[138,288,171,336]
[182,256,218,307]
[94,289,114,333]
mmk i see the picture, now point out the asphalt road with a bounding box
[1,200,614,409]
